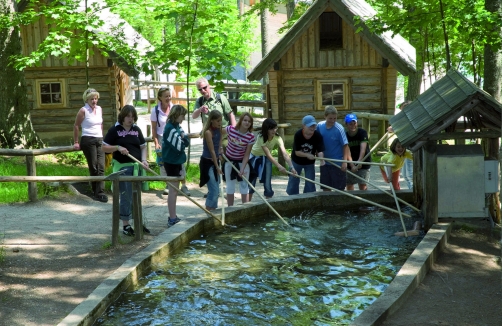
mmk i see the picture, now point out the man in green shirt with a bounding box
[192,77,236,127]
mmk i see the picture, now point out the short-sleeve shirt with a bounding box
[380,150,413,172]
[291,129,325,165]
[251,134,283,157]
[103,123,146,164]
[346,128,371,170]
[150,104,170,137]
[316,121,348,161]
[225,125,255,160]
[194,91,233,125]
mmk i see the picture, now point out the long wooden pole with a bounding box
[360,131,391,164]
[126,154,223,224]
[390,182,408,237]
[284,171,411,218]
[221,153,291,227]
[326,161,420,212]
[317,157,395,167]
[220,161,225,226]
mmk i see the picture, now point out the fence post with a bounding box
[112,179,120,247]
[26,155,37,202]
[132,182,143,240]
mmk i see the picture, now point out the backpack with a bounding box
[197,93,230,124]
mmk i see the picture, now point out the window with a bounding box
[319,12,343,50]
[315,79,349,110]
[36,80,66,108]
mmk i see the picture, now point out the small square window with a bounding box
[315,79,349,110]
[36,80,66,108]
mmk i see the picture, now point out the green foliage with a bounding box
[54,152,87,166]
[0,156,89,203]
[364,0,502,81]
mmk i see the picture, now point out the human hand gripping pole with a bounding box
[221,153,292,228]
[126,154,224,225]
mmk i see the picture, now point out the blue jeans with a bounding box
[402,158,413,189]
[250,156,274,197]
[205,166,220,209]
[286,162,316,195]
[119,166,134,221]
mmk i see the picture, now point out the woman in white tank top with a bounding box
[73,88,107,202]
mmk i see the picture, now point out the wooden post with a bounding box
[132,182,143,240]
[26,155,37,202]
[361,117,370,145]
[112,179,120,247]
[146,125,152,161]
[422,141,438,230]
[147,85,152,113]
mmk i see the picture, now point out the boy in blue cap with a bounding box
[286,115,325,195]
[345,113,371,190]
[317,105,349,191]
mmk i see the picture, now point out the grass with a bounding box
[0,155,90,203]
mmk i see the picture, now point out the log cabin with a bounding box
[20,1,150,146]
[247,0,416,142]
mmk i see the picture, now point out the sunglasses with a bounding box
[85,88,97,95]
[198,85,208,92]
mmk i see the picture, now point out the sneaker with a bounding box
[167,217,181,228]
[123,225,135,236]
[143,225,151,234]
[180,185,191,196]
[163,188,169,195]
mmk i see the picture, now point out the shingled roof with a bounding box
[389,69,502,151]
[248,0,416,81]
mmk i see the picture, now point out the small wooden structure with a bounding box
[390,69,502,228]
[20,2,150,146]
[247,0,416,139]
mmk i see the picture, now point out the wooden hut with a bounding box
[20,2,150,146]
[390,69,502,229]
[247,0,416,141]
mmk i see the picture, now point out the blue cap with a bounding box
[345,113,357,124]
[302,115,317,127]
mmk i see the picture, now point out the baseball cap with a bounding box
[302,115,317,127]
[345,113,357,124]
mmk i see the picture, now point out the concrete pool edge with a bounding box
[351,222,452,326]
[57,191,434,326]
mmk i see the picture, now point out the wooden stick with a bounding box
[285,171,411,218]
[221,153,291,228]
[326,161,420,212]
[126,154,223,225]
[316,157,395,167]
[390,182,408,237]
[360,131,392,163]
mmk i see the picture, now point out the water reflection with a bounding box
[97,209,422,325]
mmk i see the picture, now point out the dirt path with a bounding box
[0,176,500,325]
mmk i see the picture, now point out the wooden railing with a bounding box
[131,80,267,112]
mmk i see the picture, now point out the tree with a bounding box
[0,0,42,148]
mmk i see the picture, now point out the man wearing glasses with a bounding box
[192,77,236,127]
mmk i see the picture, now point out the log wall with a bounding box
[21,18,129,146]
[268,18,398,143]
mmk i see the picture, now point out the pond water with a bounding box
[96,208,422,325]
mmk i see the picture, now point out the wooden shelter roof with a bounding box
[389,69,502,152]
[248,0,416,81]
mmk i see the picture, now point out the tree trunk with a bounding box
[260,7,269,85]
[237,0,244,16]
[483,0,502,224]
[286,0,295,19]
[0,0,42,149]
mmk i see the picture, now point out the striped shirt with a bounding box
[225,125,255,160]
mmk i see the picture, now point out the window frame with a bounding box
[315,79,349,111]
[36,79,66,108]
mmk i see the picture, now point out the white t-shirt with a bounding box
[150,104,170,137]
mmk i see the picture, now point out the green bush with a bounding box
[55,152,87,166]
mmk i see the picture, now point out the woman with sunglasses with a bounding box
[248,118,296,201]
[73,88,107,202]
